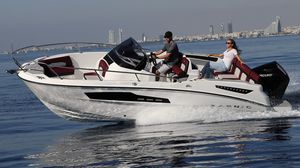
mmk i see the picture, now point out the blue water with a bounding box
[1,36,300,167]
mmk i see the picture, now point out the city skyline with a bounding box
[1,0,300,51]
[120,16,296,43]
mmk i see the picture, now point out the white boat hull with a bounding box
[22,75,271,122]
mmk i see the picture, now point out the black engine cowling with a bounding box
[253,61,289,99]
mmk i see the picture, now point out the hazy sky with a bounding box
[0,0,300,51]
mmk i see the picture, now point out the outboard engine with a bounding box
[253,61,289,99]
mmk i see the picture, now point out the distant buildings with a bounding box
[227,21,233,33]
[105,16,298,44]
[264,16,281,35]
[108,28,123,44]
[219,24,224,34]
[142,33,147,42]
[209,25,214,35]
[118,28,123,44]
[208,21,232,35]
[108,30,115,44]
[159,35,164,41]
[174,16,300,42]
[284,25,300,34]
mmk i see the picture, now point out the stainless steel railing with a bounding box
[23,61,173,82]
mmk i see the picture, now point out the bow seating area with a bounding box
[214,57,260,84]
[38,56,74,77]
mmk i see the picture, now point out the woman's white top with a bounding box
[223,49,238,69]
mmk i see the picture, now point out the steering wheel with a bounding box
[149,52,157,66]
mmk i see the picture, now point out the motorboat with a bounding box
[10,38,291,122]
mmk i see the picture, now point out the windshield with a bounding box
[104,38,147,70]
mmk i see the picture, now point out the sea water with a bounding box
[1,36,300,167]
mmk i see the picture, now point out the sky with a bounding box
[0,0,300,51]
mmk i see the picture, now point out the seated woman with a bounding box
[199,38,243,79]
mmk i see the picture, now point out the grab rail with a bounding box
[24,61,173,82]
[12,42,115,55]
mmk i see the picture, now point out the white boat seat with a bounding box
[83,59,109,79]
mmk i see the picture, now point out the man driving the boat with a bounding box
[152,31,181,81]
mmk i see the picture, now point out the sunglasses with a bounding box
[226,42,232,44]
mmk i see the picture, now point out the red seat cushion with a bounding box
[215,57,260,83]
[234,59,260,83]
[171,57,189,77]
[99,59,109,77]
[172,66,184,76]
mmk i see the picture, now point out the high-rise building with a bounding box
[108,30,115,44]
[118,28,123,44]
[220,24,224,34]
[264,16,282,35]
[209,25,214,35]
[142,33,147,42]
[276,16,281,33]
[227,21,233,33]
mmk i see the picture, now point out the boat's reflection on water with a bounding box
[29,119,295,167]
